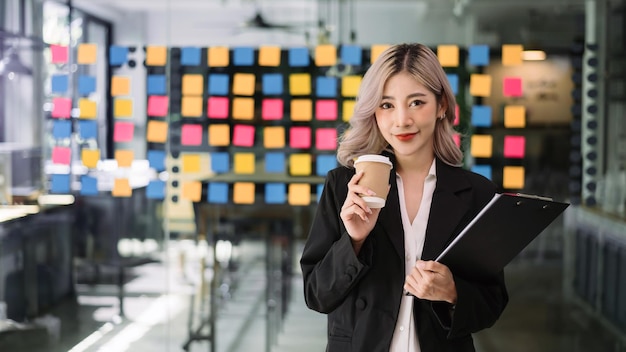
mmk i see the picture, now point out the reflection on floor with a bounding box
[1,239,625,352]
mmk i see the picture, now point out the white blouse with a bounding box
[389,159,437,352]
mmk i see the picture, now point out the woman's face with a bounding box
[375,71,443,160]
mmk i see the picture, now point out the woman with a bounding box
[300,43,508,351]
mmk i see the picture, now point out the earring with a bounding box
[439,113,446,120]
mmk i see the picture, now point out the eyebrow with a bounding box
[381,92,428,100]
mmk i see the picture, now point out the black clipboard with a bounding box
[435,193,570,280]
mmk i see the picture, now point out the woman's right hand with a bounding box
[340,171,381,247]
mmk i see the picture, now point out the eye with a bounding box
[409,100,425,107]
[379,102,393,109]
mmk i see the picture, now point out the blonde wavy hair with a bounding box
[337,43,462,168]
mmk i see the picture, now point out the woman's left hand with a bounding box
[404,260,457,304]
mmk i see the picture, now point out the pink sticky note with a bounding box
[147,95,169,117]
[114,122,134,142]
[50,44,69,64]
[454,105,460,126]
[503,77,523,97]
[315,100,338,121]
[503,135,525,158]
[315,128,337,150]
[207,97,229,119]
[290,127,311,148]
[181,124,203,146]
[233,124,255,147]
[52,97,72,118]
[453,134,461,147]
[52,146,71,165]
[262,99,284,120]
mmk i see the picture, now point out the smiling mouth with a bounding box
[395,132,417,141]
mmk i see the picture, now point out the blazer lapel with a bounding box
[378,168,404,259]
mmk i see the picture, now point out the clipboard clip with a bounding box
[506,193,553,202]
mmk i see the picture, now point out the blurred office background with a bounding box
[0,0,624,351]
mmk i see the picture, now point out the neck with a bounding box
[395,152,435,176]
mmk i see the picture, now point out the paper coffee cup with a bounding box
[354,154,393,208]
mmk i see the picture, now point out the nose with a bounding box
[393,106,413,127]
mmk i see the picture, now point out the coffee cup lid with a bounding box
[354,154,393,168]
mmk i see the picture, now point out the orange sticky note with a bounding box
[502,44,523,66]
[370,44,390,64]
[234,153,255,174]
[233,182,255,204]
[79,98,97,119]
[208,124,230,146]
[315,45,337,66]
[469,74,492,97]
[208,46,229,67]
[264,127,285,149]
[182,154,201,173]
[288,183,311,206]
[232,73,256,96]
[77,43,97,64]
[115,149,134,168]
[146,120,168,143]
[343,100,356,122]
[289,154,312,176]
[81,149,100,168]
[289,74,311,95]
[114,98,133,118]
[182,74,204,96]
[470,135,493,158]
[232,98,255,120]
[146,46,168,66]
[437,45,459,67]
[291,99,312,121]
[111,76,131,96]
[259,46,281,66]
[504,105,526,128]
[182,181,202,202]
[503,166,525,189]
[112,178,132,197]
[181,96,203,117]
[341,76,361,97]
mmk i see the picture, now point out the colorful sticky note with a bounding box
[264,127,285,149]
[340,45,362,65]
[265,153,285,173]
[289,154,312,175]
[52,120,72,139]
[288,183,311,206]
[207,97,229,119]
[147,150,166,171]
[114,122,134,142]
[182,154,201,173]
[77,75,96,95]
[232,98,254,120]
[78,120,97,139]
[50,174,70,194]
[437,45,459,67]
[208,124,230,146]
[147,120,168,143]
[182,74,204,96]
[80,175,98,196]
[114,99,133,118]
[469,74,492,97]
[470,135,493,158]
[207,46,229,67]
[316,128,337,150]
[454,105,460,126]
[77,43,97,64]
[447,74,459,95]
[341,76,361,97]
[208,182,229,204]
[51,97,72,118]
[316,76,337,97]
[109,45,128,66]
[503,166,525,189]
[147,75,167,95]
[79,99,97,119]
[504,105,526,128]
[315,45,337,66]
[180,47,201,66]
[233,47,255,66]
[182,181,202,202]
[471,165,492,180]
[51,74,68,93]
[208,74,230,95]
[343,100,356,122]
[316,154,337,176]
[181,124,203,146]
[146,180,165,199]
[468,45,489,66]
[288,47,310,67]
[453,134,461,147]
[181,96,203,117]
[289,73,311,95]
[50,44,68,64]
[262,74,283,95]
[503,136,526,159]
[115,149,134,168]
[81,149,100,168]
[316,100,338,120]
[233,124,255,147]
[370,44,390,64]
[471,105,492,127]
[502,44,523,66]
[234,153,255,174]
[261,99,283,120]
[503,77,523,97]
[52,146,71,165]
[146,46,168,66]
[265,183,286,204]
[291,99,312,121]
[290,127,311,149]
[232,73,256,96]
[259,46,281,66]
[147,95,169,116]
[210,152,230,173]
[111,76,131,96]
[233,182,255,204]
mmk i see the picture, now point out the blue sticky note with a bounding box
[208,74,230,96]
[471,105,492,127]
[211,152,230,173]
[146,180,166,199]
[109,45,128,66]
[78,120,98,139]
[262,74,283,95]
[80,175,98,196]
[316,155,337,176]
[340,45,362,66]
[265,183,286,204]
[51,174,71,194]
[469,45,490,66]
[147,150,166,171]
[288,47,310,67]
[208,182,229,204]
[78,75,96,95]
[317,184,324,203]
[52,120,72,139]
[180,47,201,66]
[316,76,338,97]
[147,75,167,95]
[51,74,69,93]
[471,165,492,180]
[265,153,285,173]
[446,74,459,96]
[233,47,255,66]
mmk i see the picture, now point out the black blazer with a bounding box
[300,158,509,352]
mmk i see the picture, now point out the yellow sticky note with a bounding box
[208,46,229,67]
[234,153,255,174]
[115,149,134,168]
[77,43,97,64]
[81,149,100,169]
[289,154,312,176]
[182,74,204,96]
[264,127,285,148]
[79,98,97,119]
[437,45,459,67]
[343,100,356,122]
[182,154,201,173]
[208,124,230,146]
[259,46,281,66]
[315,44,337,66]
[470,135,493,158]
[503,166,525,189]
[181,96,203,117]
[469,74,492,97]
[504,106,526,128]
[146,46,167,66]
[112,178,132,197]
[370,44,390,64]
[288,183,311,206]
[182,181,202,202]
[114,99,133,118]
[232,98,255,120]
[146,120,168,143]
[232,73,256,96]
[111,76,131,96]
[291,99,312,121]
[502,44,523,66]
[289,74,311,96]
[341,76,361,97]
[233,182,255,204]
